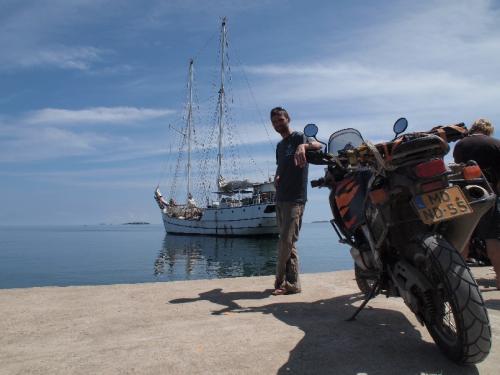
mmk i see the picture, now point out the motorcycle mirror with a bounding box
[393,117,408,137]
[304,123,318,138]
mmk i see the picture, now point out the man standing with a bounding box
[454,118,500,289]
[271,107,321,295]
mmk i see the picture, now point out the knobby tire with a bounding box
[420,235,491,364]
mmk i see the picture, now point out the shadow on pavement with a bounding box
[170,288,274,315]
[473,277,500,312]
[484,299,500,311]
[169,289,479,375]
[476,277,498,289]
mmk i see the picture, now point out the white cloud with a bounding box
[240,0,500,133]
[0,125,108,162]
[0,105,175,163]
[25,107,175,125]
[354,0,500,75]
[17,46,105,70]
[244,63,478,100]
[0,0,112,71]
[0,0,270,72]
[0,164,163,182]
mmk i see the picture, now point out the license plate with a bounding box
[413,186,473,224]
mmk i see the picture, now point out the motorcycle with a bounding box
[305,118,494,364]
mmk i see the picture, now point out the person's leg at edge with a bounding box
[484,197,500,289]
[485,239,500,289]
[274,202,287,292]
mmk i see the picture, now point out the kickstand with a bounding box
[346,280,380,322]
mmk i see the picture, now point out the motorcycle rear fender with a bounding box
[441,186,496,253]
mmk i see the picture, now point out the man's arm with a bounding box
[294,140,322,168]
[275,146,280,187]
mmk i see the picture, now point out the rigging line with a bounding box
[231,49,275,153]
[157,136,174,187]
[220,60,241,182]
[223,63,266,180]
[157,89,189,188]
[222,34,261,181]
[197,109,219,201]
[192,28,219,61]
[169,127,188,200]
[169,124,206,148]
[170,98,192,200]
[170,58,202,200]
[157,98,190,188]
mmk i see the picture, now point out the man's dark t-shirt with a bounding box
[276,131,308,203]
[453,134,500,188]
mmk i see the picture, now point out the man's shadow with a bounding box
[170,289,480,374]
[170,288,275,315]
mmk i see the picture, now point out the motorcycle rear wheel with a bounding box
[420,235,491,364]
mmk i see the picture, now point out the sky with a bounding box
[1,0,500,225]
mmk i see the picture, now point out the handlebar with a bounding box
[305,150,336,165]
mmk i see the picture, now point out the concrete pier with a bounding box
[0,268,498,374]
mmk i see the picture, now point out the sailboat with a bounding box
[154,18,279,237]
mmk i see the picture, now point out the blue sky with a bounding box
[1,0,500,225]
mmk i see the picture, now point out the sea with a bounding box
[0,222,353,289]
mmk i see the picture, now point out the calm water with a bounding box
[0,223,353,289]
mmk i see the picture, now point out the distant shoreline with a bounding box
[122,222,150,225]
[311,220,329,223]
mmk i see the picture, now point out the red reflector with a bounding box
[463,165,481,180]
[415,159,446,178]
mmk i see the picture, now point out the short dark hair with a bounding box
[270,107,290,121]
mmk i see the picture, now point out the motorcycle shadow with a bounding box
[170,289,479,375]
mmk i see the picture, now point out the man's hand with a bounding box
[274,175,280,187]
[294,144,307,168]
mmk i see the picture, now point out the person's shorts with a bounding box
[475,196,500,240]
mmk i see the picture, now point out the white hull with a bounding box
[161,203,279,236]
[155,21,278,238]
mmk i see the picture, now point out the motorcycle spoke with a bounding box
[441,301,457,336]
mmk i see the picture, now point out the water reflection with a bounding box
[154,234,278,280]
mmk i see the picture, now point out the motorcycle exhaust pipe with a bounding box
[350,246,377,270]
[350,247,367,270]
[465,184,487,200]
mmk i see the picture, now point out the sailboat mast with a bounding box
[187,58,194,200]
[216,17,227,188]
